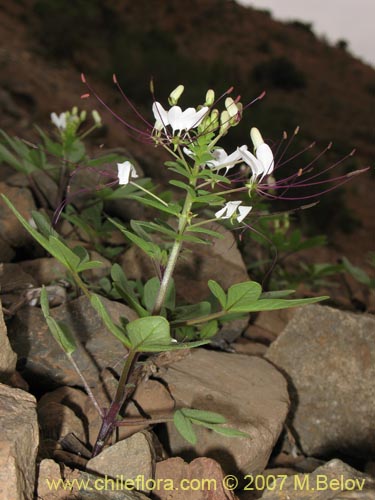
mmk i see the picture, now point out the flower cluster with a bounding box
[79,76,367,228]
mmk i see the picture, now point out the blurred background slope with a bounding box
[0,0,374,258]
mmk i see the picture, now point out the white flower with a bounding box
[215,201,252,223]
[152,102,209,134]
[239,143,274,181]
[207,148,242,173]
[117,161,139,185]
[50,112,67,130]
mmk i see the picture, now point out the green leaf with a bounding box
[110,264,148,317]
[109,218,162,261]
[126,194,181,216]
[173,410,197,445]
[47,236,81,271]
[90,294,130,347]
[226,281,262,312]
[77,260,104,272]
[208,280,226,308]
[342,257,373,287]
[126,316,171,351]
[181,408,226,424]
[231,295,329,313]
[199,320,219,339]
[138,338,209,352]
[260,290,295,299]
[186,226,224,239]
[40,287,76,354]
[173,301,211,321]
[193,421,250,439]
[143,277,160,312]
[31,211,59,238]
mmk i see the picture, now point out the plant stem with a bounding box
[116,416,173,426]
[152,192,192,315]
[92,350,137,457]
[172,310,226,327]
[72,272,91,300]
[68,354,104,417]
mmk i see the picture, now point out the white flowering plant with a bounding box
[2,78,367,457]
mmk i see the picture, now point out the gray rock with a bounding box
[77,472,151,499]
[0,182,36,247]
[0,383,39,500]
[155,457,238,500]
[37,459,150,500]
[86,432,155,493]
[260,459,375,499]
[266,305,375,457]
[8,295,137,390]
[0,298,17,380]
[161,348,289,475]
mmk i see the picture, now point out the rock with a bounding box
[0,234,15,261]
[37,461,151,500]
[154,457,238,500]
[38,401,86,445]
[81,251,111,283]
[86,431,155,493]
[260,459,375,499]
[0,383,39,500]
[266,305,375,457]
[0,262,37,311]
[0,181,36,247]
[161,348,289,475]
[19,257,67,285]
[121,379,176,438]
[253,309,296,337]
[36,459,66,500]
[232,338,268,357]
[8,295,138,390]
[38,386,101,452]
[37,379,175,453]
[77,472,151,499]
[0,298,17,380]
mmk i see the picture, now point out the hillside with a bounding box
[0,0,374,259]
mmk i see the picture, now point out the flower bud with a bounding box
[220,110,230,134]
[80,110,87,122]
[168,84,184,106]
[225,97,238,119]
[92,110,102,126]
[250,127,264,151]
[205,89,215,106]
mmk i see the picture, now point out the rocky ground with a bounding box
[0,177,375,499]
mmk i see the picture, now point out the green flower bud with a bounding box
[168,84,184,106]
[80,110,87,122]
[250,127,264,151]
[92,110,102,126]
[220,110,230,134]
[205,89,215,106]
[225,97,238,119]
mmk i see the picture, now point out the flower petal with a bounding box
[168,106,183,133]
[256,143,274,178]
[117,161,138,185]
[239,145,264,179]
[152,102,169,130]
[237,205,252,223]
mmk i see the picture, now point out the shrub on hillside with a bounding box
[252,57,307,91]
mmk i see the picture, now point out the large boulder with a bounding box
[266,305,375,457]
